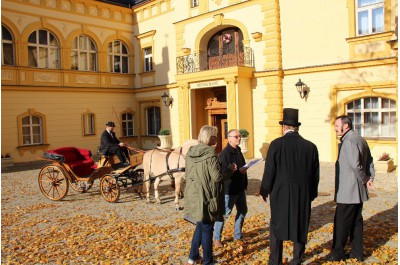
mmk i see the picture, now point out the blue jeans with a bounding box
[189,221,214,265]
[214,191,248,241]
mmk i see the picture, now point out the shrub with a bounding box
[158,129,170,135]
[239,129,249,138]
[378,152,391,161]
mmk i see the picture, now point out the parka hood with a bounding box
[187,143,217,162]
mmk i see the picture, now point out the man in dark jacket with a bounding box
[99,121,130,167]
[214,129,248,248]
[260,108,319,265]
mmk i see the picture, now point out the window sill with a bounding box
[17,144,50,156]
[346,31,394,43]
[120,136,139,140]
[364,137,396,141]
[139,71,155,77]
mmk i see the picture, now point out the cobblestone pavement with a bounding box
[1,160,398,264]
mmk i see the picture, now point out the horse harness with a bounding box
[149,148,185,181]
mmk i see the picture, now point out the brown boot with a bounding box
[214,239,224,248]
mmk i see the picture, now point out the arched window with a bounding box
[28,29,60,68]
[146,106,160,135]
[207,27,244,69]
[21,115,43,145]
[346,97,396,138]
[71,35,97,71]
[122,112,135,136]
[108,40,129,73]
[2,25,14,65]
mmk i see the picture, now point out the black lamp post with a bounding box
[295,78,308,99]
[161,92,172,107]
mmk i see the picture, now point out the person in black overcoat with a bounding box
[259,108,320,265]
[99,121,130,166]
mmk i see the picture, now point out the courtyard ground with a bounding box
[1,160,398,264]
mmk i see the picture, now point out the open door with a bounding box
[206,97,227,153]
[221,118,228,149]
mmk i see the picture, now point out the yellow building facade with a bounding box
[2,0,398,167]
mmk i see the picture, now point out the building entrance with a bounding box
[206,96,227,153]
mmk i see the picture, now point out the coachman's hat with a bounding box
[106,121,116,127]
[279,108,301,127]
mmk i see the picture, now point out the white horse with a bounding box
[142,139,198,210]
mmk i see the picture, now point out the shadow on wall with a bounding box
[259,142,270,159]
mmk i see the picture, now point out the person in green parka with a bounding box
[184,125,235,265]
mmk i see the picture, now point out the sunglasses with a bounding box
[228,135,241,139]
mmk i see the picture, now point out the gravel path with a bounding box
[1,160,398,264]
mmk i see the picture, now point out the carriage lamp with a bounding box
[295,78,308,99]
[161,92,173,107]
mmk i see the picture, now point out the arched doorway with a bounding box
[207,27,244,70]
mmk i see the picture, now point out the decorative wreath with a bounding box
[223,33,232,44]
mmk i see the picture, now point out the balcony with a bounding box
[176,45,253,74]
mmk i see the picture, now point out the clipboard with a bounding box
[241,158,264,169]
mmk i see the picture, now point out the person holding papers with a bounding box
[213,129,248,248]
[259,108,320,265]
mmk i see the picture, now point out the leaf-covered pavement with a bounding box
[1,161,397,264]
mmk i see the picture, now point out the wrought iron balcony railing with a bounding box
[176,45,253,74]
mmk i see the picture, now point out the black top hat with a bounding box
[279,108,301,127]
[106,121,116,127]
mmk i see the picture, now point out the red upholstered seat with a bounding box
[48,147,96,177]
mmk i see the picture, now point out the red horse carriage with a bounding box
[38,146,144,203]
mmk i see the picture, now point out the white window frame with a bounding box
[122,112,135,137]
[71,35,97,71]
[83,113,95,136]
[346,97,396,139]
[107,40,129,73]
[146,106,160,135]
[356,0,384,36]
[144,47,153,72]
[2,25,14,65]
[28,29,60,68]
[22,115,43,145]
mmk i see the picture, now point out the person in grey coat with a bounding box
[260,108,319,265]
[327,115,374,262]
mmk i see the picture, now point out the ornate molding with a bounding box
[225,77,237,84]
[213,13,224,26]
[33,72,58,83]
[75,75,97,84]
[251,32,262,42]
[2,70,13,81]
[111,76,129,86]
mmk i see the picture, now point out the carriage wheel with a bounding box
[38,165,69,201]
[133,169,144,192]
[100,174,120,203]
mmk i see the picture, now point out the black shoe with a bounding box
[349,253,363,261]
[326,253,346,262]
[122,161,130,167]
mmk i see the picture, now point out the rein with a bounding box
[149,148,185,180]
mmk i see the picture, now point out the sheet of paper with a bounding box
[242,158,264,169]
